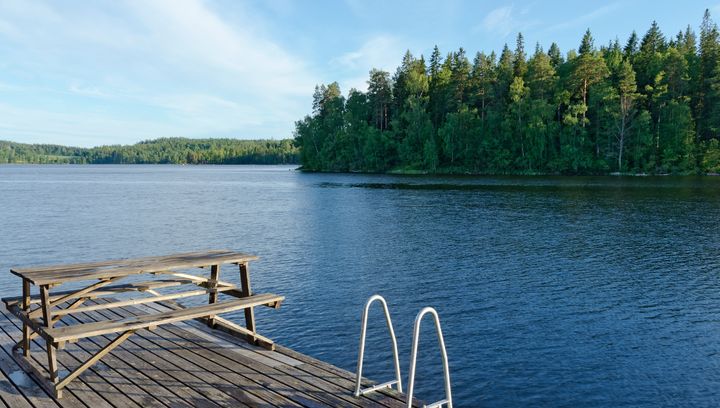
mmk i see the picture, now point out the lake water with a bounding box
[1,165,720,407]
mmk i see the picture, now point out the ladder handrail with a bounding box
[406,307,452,408]
[354,294,403,397]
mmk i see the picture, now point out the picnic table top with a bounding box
[10,250,258,286]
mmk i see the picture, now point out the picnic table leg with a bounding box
[239,262,256,344]
[21,278,31,357]
[207,264,220,328]
[39,285,59,390]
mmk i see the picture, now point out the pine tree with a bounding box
[548,42,563,67]
[514,33,528,79]
[624,31,639,61]
[615,59,640,171]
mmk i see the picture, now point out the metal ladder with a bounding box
[354,294,403,396]
[406,307,453,408]
[354,295,453,408]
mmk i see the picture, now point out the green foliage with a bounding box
[703,139,720,172]
[295,11,720,175]
[0,138,298,165]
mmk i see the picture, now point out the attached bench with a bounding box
[1,250,284,398]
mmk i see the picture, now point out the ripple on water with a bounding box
[1,166,720,407]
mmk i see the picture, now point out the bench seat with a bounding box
[2,279,199,307]
[44,293,284,343]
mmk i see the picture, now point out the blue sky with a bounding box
[1,0,718,147]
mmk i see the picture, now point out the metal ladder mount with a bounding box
[353,295,453,408]
[354,294,403,397]
[406,306,452,408]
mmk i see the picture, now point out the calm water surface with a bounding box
[1,165,720,407]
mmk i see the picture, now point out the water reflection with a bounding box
[1,165,719,406]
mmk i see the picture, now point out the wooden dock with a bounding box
[0,299,421,408]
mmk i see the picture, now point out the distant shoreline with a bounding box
[0,137,299,165]
[3,162,717,177]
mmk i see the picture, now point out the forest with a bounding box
[0,138,298,165]
[294,11,720,175]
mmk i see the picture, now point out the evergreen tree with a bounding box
[293,14,716,175]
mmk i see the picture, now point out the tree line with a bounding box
[294,11,720,175]
[0,138,299,164]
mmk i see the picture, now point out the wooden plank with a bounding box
[49,316,169,408]
[0,334,59,408]
[0,366,33,408]
[141,301,412,408]
[0,321,87,408]
[51,285,237,317]
[11,250,231,274]
[158,322,362,408]
[0,311,142,408]
[113,301,376,408]
[0,308,122,406]
[23,298,87,346]
[74,308,255,408]
[238,263,255,344]
[38,286,59,387]
[5,305,55,344]
[28,278,121,318]
[0,360,32,408]
[55,313,216,408]
[9,251,258,286]
[94,300,318,407]
[3,303,196,408]
[3,279,197,307]
[208,265,220,305]
[274,346,425,408]
[56,330,134,392]
[21,279,30,358]
[151,312,404,408]
[153,272,235,289]
[208,316,275,350]
[146,311,408,408]
[207,265,220,328]
[45,294,283,343]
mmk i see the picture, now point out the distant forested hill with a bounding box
[294,10,720,175]
[0,138,299,164]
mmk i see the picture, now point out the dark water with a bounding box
[1,165,720,407]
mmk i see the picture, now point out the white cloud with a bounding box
[543,3,621,32]
[332,35,404,71]
[125,0,316,96]
[477,5,537,38]
[481,6,515,37]
[330,35,410,92]
[0,0,318,145]
[0,102,180,146]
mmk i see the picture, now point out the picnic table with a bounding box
[1,250,284,398]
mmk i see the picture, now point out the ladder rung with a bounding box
[358,380,399,396]
[425,399,449,408]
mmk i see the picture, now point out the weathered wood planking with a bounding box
[43,294,283,343]
[10,250,258,285]
[139,301,424,408]
[2,280,196,307]
[0,299,423,408]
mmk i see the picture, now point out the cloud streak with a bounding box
[543,3,621,32]
[476,5,538,38]
[331,35,410,92]
[0,0,319,145]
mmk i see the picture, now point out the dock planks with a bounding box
[0,299,422,408]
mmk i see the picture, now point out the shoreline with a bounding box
[2,163,718,176]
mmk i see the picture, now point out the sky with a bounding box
[0,0,719,147]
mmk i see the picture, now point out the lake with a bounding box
[1,165,720,407]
